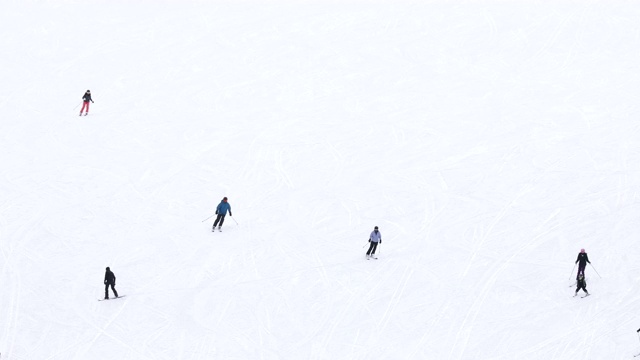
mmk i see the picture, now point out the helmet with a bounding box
[580,249,585,253]
[106,267,110,271]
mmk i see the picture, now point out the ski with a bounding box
[581,294,590,298]
[98,295,126,301]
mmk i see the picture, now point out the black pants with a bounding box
[105,283,118,298]
[577,265,586,280]
[213,214,226,228]
[366,242,378,255]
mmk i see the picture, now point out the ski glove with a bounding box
[368,239,371,242]
[230,213,232,216]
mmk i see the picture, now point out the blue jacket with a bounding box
[369,230,382,243]
[216,201,232,216]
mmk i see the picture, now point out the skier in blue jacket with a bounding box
[212,197,232,231]
[366,226,382,259]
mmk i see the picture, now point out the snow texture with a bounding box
[2,1,640,359]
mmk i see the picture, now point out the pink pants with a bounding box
[80,101,90,114]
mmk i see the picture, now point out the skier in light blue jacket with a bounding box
[366,226,382,259]
[212,197,232,231]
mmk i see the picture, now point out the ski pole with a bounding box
[230,216,239,225]
[201,214,216,222]
[569,263,576,281]
[73,102,82,110]
[589,263,602,278]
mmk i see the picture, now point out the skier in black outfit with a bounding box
[104,267,118,299]
[575,248,591,280]
[574,273,588,297]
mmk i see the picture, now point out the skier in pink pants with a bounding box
[79,90,93,116]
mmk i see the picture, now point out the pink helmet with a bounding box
[580,249,585,253]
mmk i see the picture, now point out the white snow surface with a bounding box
[2,1,640,359]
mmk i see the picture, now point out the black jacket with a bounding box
[82,92,93,102]
[575,253,590,267]
[104,270,116,285]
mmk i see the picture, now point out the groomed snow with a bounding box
[2,1,640,359]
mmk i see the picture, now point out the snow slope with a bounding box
[2,1,640,359]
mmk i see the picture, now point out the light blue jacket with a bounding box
[216,201,232,216]
[369,230,382,243]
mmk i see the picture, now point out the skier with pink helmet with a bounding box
[575,248,591,280]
